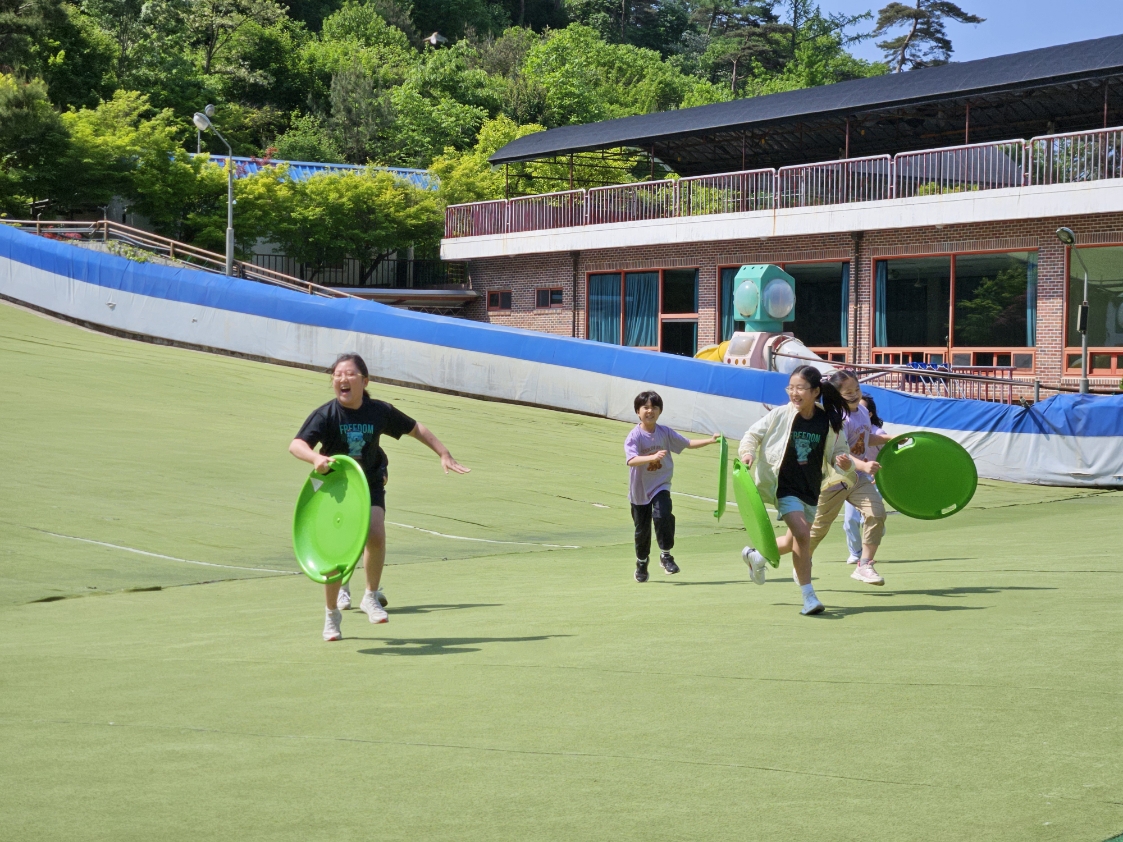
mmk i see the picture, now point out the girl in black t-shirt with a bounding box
[290,353,469,641]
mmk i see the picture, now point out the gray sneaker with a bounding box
[742,547,767,585]
[359,590,389,623]
[323,608,342,641]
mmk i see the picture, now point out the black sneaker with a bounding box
[660,553,679,575]
[634,559,649,583]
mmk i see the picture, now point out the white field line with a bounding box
[385,521,580,549]
[672,491,899,518]
[29,528,295,574]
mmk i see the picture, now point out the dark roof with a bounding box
[491,34,1123,176]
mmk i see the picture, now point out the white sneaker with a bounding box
[323,608,342,641]
[336,584,352,610]
[846,555,861,565]
[741,547,767,585]
[360,590,389,623]
[851,561,885,586]
[373,588,388,608]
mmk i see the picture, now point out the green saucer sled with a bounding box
[875,432,977,520]
[713,435,729,519]
[292,455,371,584]
[731,459,780,568]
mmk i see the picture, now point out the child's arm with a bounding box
[408,422,470,474]
[627,449,668,466]
[869,431,891,446]
[290,438,332,474]
[685,433,720,449]
[737,414,770,466]
[849,455,881,475]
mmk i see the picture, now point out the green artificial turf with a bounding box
[1,300,1121,842]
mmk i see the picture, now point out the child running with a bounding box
[625,390,718,582]
[739,365,854,615]
[843,393,887,565]
[807,371,890,585]
[290,353,469,641]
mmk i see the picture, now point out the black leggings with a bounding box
[631,489,675,561]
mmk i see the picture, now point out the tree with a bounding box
[873,0,982,72]
[268,168,443,282]
[0,73,69,213]
[0,0,67,72]
[271,111,344,161]
[184,0,286,75]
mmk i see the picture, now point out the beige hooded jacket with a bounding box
[737,403,856,506]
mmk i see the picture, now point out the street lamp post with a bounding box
[1056,227,1091,394]
[193,109,235,276]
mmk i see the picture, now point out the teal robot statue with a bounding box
[732,264,796,330]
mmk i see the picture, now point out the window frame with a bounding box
[535,287,565,309]
[871,247,1039,372]
[486,289,513,312]
[1063,242,1123,375]
[584,267,700,353]
[717,259,851,363]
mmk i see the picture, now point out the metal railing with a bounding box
[588,179,678,224]
[444,124,1123,238]
[855,363,1017,404]
[680,168,775,216]
[251,253,466,288]
[508,189,586,232]
[778,155,893,208]
[896,140,1025,197]
[1028,126,1123,186]
[2,219,355,299]
[444,199,508,238]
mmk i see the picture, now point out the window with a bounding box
[875,257,950,347]
[721,262,850,349]
[624,272,658,347]
[953,252,1037,347]
[661,269,698,314]
[586,268,698,354]
[587,273,621,344]
[487,290,512,311]
[536,288,564,308]
[1068,246,1123,348]
[720,267,746,340]
[661,321,697,357]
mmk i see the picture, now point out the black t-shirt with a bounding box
[776,408,830,506]
[296,396,416,486]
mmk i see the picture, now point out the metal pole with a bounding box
[226,153,235,276]
[1069,245,1092,395]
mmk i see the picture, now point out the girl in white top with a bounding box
[844,393,887,564]
[739,365,855,615]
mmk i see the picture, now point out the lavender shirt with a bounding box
[624,423,690,505]
[843,404,875,481]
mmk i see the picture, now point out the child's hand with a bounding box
[836,453,853,470]
[313,454,334,474]
[866,460,881,476]
[743,454,754,467]
[654,449,668,460]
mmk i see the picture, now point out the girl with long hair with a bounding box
[738,364,855,615]
[842,392,888,565]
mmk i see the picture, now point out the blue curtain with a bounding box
[720,267,745,341]
[875,260,888,347]
[587,273,621,344]
[1025,252,1038,347]
[839,262,850,348]
[624,272,658,346]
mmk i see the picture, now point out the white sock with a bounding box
[800,583,815,599]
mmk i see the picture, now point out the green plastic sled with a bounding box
[292,455,371,584]
[875,432,977,520]
[731,459,780,568]
[713,435,728,520]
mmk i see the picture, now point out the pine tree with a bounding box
[873,0,983,72]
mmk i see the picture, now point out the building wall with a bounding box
[465,212,1123,382]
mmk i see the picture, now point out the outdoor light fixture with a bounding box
[193,108,235,277]
[1057,227,1091,394]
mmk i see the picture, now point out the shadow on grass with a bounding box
[662,580,749,587]
[798,603,989,619]
[387,603,501,615]
[357,635,569,656]
[818,586,1055,598]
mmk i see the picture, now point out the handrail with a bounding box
[443,123,1123,238]
[2,219,357,299]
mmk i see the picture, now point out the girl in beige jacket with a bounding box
[739,365,855,615]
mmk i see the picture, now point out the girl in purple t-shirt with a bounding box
[624,390,718,583]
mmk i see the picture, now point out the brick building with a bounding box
[442,35,1123,388]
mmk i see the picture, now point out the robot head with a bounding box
[733,264,796,331]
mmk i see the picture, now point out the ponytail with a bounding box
[861,392,884,427]
[792,364,845,433]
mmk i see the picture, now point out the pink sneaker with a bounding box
[851,561,884,586]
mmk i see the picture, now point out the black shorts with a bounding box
[368,466,388,510]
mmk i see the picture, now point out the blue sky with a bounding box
[824,0,1122,65]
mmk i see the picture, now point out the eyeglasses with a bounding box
[785,385,812,394]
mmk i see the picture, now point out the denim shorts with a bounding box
[776,495,817,523]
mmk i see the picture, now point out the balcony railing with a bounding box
[444,125,1123,238]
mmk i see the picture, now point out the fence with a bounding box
[778,155,892,208]
[896,140,1025,197]
[856,363,1017,404]
[1028,126,1123,186]
[445,124,1123,238]
[251,254,466,288]
[508,190,586,232]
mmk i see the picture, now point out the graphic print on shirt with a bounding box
[341,423,374,457]
[850,431,867,458]
[791,429,823,464]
